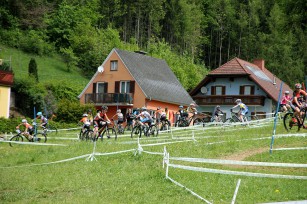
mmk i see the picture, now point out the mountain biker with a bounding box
[137,107,153,129]
[280,91,292,112]
[291,83,307,127]
[231,99,249,123]
[79,113,90,133]
[214,105,224,122]
[112,109,124,130]
[187,103,198,125]
[126,108,135,130]
[93,106,111,137]
[36,112,48,128]
[16,119,34,140]
[177,105,188,119]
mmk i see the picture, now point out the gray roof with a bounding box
[115,48,193,105]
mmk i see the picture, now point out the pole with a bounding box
[270,82,283,154]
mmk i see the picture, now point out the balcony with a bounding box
[193,95,265,106]
[84,93,133,105]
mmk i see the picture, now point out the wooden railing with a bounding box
[84,93,133,105]
[192,95,265,106]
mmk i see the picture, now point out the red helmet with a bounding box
[295,83,302,89]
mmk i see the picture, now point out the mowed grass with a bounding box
[0,121,306,204]
[0,44,89,91]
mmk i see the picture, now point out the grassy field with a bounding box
[0,120,307,204]
[0,44,89,91]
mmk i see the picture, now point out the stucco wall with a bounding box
[0,86,10,118]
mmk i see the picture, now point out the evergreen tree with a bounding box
[28,58,38,82]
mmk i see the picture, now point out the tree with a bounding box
[28,58,38,82]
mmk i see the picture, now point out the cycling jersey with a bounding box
[292,90,307,104]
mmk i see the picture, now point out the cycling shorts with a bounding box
[141,118,152,124]
[241,109,248,116]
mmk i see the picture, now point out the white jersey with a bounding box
[141,111,151,119]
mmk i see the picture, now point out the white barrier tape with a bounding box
[0,154,91,168]
[273,147,307,151]
[167,175,212,204]
[0,140,67,146]
[56,127,80,131]
[168,163,307,180]
[231,179,241,204]
[48,137,78,140]
[169,156,307,168]
[276,133,307,137]
[141,139,194,147]
[94,149,135,156]
[143,150,164,155]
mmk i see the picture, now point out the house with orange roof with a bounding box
[78,48,193,124]
[189,58,292,119]
[0,70,14,118]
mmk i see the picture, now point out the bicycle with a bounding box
[93,121,117,141]
[131,118,158,138]
[9,126,47,147]
[79,122,94,141]
[192,112,211,126]
[112,120,125,134]
[283,104,307,132]
[160,119,171,131]
[225,109,247,123]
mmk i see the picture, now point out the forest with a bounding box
[0,0,306,119]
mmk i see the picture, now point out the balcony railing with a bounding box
[84,93,133,105]
[192,95,265,106]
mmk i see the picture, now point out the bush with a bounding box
[0,117,26,133]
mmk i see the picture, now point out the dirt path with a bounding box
[221,147,268,161]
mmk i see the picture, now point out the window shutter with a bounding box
[104,83,108,93]
[239,86,244,95]
[222,86,226,95]
[115,81,120,93]
[251,86,255,95]
[93,83,96,93]
[130,81,135,93]
[211,86,215,95]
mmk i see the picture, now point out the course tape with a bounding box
[0,140,67,146]
[142,150,164,155]
[141,139,194,147]
[169,156,307,168]
[0,154,91,168]
[168,163,307,180]
[94,149,135,156]
[167,175,212,204]
[273,147,307,151]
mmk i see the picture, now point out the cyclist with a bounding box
[187,103,198,125]
[79,113,90,133]
[36,112,48,128]
[291,83,307,127]
[126,108,135,130]
[112,109,124,131]
[16,119,34,140]
[280,91,291,112]
[178,105,188,119]
[93,106,111,138]
[136,107,153,130]
[214,105,224,122]
[231,99,249,123]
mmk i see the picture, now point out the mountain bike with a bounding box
[131,118,158,138]
[9,126,47,147]
[192,112,211,126]
[283,104,307,132]
[160,119,171,132]
[112,120,125,134]
[225,109,247,123]
[79,122,94,141]
[93,121,117,141]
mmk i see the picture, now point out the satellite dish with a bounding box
[200,86,207,94]
[97,65,104,73]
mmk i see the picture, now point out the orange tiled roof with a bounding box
[0,70,14,86]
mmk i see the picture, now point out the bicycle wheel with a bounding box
[86,130,94,141]
[225,118,235,123]
[9,135,23,147]
[47,124,58,134]
[160,121,170,132]
[118,125,125,134]
[102,128,117,140]
[283,112,300,132]
[79,130,86,141]
[147,125,158,137]
[35,133,47,143]
[131,126,142,138]
[193,118,203,126]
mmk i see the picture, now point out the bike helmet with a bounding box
[295,83,302,89]
[216,105,220,108]
[141,106,147,111]
[157,107,161,110]
[22,119,27,123]
[285,90,290,94]
[101,106,108,110]
[235,99,241,103]
[179,105,183,108]
[190,103,195,106]
[116,109,121,113]
[37,112,42,116]
[82,114,88,117]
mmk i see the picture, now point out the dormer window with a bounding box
[110,60,118,71]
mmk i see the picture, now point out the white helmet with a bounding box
[82,114,88,117]
[285,90,289,94]
[235,99,241,103]
[117,109,121,113]
[22,119,27,123]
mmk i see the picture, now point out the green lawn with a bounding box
[0,121,306,203]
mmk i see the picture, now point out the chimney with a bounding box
[253,59,265,70]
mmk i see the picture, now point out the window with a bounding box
[120,81,130,93]
[240,85,255,95]
[97,82,107,93]
[110,60,118,71]
[211,86,225,95]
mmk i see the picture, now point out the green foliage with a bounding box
[59,47,79,72]
[55,99,95,123]
[0,61,10,71]
[0,117,24,133]
[28,58,38,82]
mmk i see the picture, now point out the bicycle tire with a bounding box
[283,112,300,132]
[35,133,47,143]
[160,121,170,132]
[131,126,142,138]
[101,128,117,140]
[86,130,94,141]
[147,125,158,137]
[193,118,203,126]
[225,118,235,123]
[79,130,86,141]
[9,134,23,147]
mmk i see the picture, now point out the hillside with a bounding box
[0,44,89,93]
